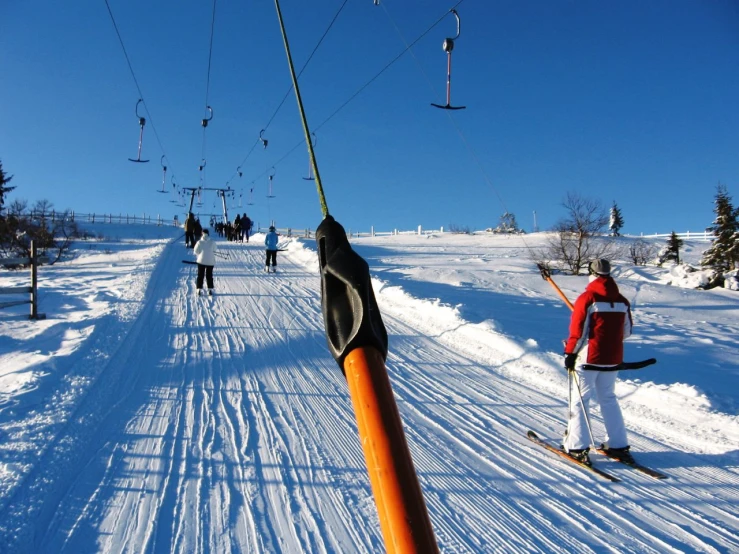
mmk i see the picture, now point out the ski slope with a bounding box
[1,228,738,553]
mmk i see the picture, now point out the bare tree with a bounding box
[539,192,614,275]
[0,200,80,263]
[629,238,658,266]
[448,223,472,234]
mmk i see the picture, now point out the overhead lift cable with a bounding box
[235,1,468,191]
[199,0,218,187]
[378,0,520,246]
[237,0,464,194]
[225,0,351,189]
[273,1,439,552]
[313,1,465,133]
[104,0,175,176]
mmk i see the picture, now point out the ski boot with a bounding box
[601,445,635,464]
[567,448,591,466]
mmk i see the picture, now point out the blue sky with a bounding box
[1,0,737,234]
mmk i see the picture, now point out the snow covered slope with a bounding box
[0,226,737,553]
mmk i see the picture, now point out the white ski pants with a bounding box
[564,369,628,451]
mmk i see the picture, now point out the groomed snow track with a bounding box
[1,237,738,553]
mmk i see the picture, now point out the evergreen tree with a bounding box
[0,159,15,214]
[700,184,739,272]
[494,212,521,234]
[663,231,684,265]
[609,201,624,237]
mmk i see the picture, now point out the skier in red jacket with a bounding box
[563,259,634,466]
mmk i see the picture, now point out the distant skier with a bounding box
[184,212,196,248]
[242,213,252,243]
[264,225,279,272]
[562,259,634,466]
[193,218,203,243]
[233,214,242,243]
[193,228,217,295]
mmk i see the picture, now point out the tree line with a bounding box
[2,158,738,283]
[0,160,82,264]
[527,185,738,289]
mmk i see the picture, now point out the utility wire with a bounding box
[226,0,350,188]
[264,0,350,132]
[203,0,218,109]
[315,0,466,133]
[379,1,531,247]
[238,1,466,188]
[201,0,218,179]
[104,0,175,179]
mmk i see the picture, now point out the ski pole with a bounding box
[543,266,590,448]
[571,369,598,449]
[567,369,572,433]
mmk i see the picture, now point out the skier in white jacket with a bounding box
[193,229,217,295]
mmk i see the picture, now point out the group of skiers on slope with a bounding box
[187,217,637,467]
[190,224,281,295]
[208,213,253,242]
[183,212,203,249]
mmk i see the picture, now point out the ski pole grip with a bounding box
[316,215,388,372]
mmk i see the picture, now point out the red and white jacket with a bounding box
[564,276,632,368]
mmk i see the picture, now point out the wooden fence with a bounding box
[4,210,180,227]
[637,231,712,242]
[251,224,444,239]
[0,241,47,320]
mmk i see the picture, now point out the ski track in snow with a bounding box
[0,234,738,553]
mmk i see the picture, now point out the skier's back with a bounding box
[264,226,279,272]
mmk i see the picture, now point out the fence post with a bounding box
[30,241,38,320]
[418,225,422,236]
[371,225,375,237]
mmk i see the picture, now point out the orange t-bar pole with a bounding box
[547,277,574,311]
[344,346,439,554]
[537,264,574,311]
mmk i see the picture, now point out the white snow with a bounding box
[1,224,737,553]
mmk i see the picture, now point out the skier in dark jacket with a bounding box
[184,213,196,248]
[193,218,203,243]
[233,214,242,242]
[242,213,252,243]
[562,259,634,466]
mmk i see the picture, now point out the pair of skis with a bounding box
[527,431,667,482]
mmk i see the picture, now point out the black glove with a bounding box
[564,353,577,371]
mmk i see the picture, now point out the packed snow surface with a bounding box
[1,224,738,553]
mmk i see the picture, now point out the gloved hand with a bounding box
[564,353,577,371]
